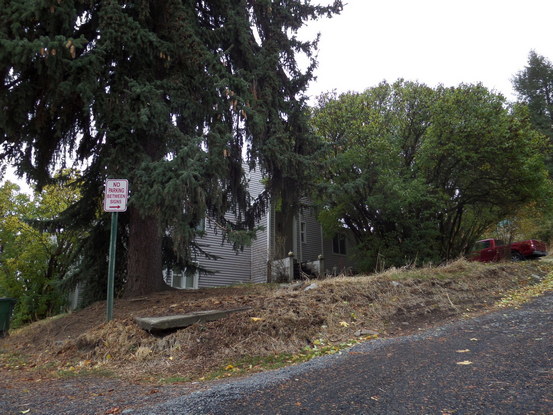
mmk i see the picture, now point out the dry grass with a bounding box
[1,259,552,383]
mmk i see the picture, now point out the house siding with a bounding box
[322,231,357,275]
[194,166,270,287]
[251,213,268,283]
[195,217,253,288]
[249,168,269,284]
[299,204,323,263]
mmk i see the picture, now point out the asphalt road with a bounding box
[132,293,553,415]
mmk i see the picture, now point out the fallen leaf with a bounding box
[339,321,349,327]
[20,410,30,414]
[250,317,263,322]
[456,360,473,365]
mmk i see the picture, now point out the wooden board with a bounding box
[134,307,251,331]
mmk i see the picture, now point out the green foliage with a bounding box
[0,0,343,296]
[311,81,549,271]
[0,175,82,326]
[208,338,364,381]
[485,187,553,245]
[511,51,553,240]
[513,51,553,143]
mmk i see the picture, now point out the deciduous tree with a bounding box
[311,81,548,270]
[0,176,81,326]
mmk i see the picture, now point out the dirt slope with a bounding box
[1,259,552,384]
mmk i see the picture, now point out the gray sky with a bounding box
[301,0,553,102]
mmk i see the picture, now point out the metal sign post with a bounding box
[106,212,118,321]
[104,179,128,321]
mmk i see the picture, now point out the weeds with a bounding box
[204,338,368,381]
[158,375,192,384]
[0,350,29,369]
[55,367,116,378]
[496,272,553,308]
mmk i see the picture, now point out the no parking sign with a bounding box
[103,178,128,321]
[104,179,128,212]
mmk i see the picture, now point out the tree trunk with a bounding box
[124,206,167,298]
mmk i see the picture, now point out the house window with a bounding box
[164,264,199,290]
[300,222,306,244]
[195,218,206,232]
[333,234,346,255]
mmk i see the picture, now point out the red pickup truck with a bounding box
[469,238,547,262]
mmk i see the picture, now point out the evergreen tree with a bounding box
[0,0,342,297]
[513,51,553,142]
[512,50,553,241]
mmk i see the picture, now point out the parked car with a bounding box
[468,238,548,262]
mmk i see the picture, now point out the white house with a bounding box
[164,169,357,289]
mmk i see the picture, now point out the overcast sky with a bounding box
[301,0,553,102]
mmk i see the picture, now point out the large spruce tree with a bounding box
[0,0,342,297]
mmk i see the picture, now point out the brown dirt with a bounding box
[1,259,552,388]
